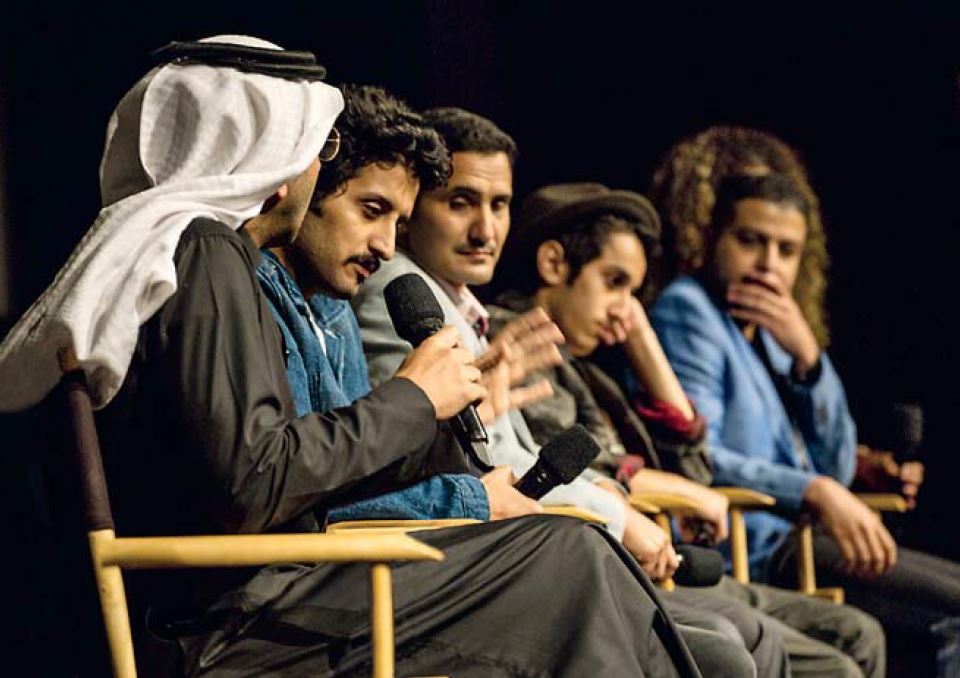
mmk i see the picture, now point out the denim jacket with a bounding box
[256,251,488,522]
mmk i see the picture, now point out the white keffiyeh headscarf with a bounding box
[0,35,344,411]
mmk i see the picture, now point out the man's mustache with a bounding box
[454,243,497,255]
[347,254,381,275]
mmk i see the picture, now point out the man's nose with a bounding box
[610,290,631,320]
[468,205,496,245]
[756,242,778,271]
[371,223,396,260]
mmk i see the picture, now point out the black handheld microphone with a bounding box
[515,424,601,499]
[673,544,724,587]
[384,273,493,472]
[888,402,924,464]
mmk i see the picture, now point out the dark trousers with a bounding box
[143,516,707,678]
[666,588,788,678]
[768,527,960,677]
[708,577,885,678]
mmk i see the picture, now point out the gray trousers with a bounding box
[145,516,709,678]
[697,576,886,678]
[667,587,787,678]
[769,527,960,677]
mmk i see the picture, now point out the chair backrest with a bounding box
[49,348,445,678]
[58,360,116,534]
[56,348,141,677]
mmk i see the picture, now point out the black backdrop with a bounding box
[1,2,959,673]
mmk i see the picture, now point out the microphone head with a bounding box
[674,545,724,587]
[538,424,601,484]
[889,402,923,457]
[385,273,445,347]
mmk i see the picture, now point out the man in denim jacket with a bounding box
[257,250,490,520]
[256,84,541,524]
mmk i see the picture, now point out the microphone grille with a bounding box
[890,402,924,450]
[385,273,445,347]
[675,545,724,587]
[538,424,601,483]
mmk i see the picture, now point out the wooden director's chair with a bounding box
[328,505,611,535]
[713,487,907,603]
[634,485,907,604]
[790,493,908,603]
[56,347,444,678]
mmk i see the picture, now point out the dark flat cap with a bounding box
[513,183,661,250]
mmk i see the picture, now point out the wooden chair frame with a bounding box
[714,486,907,604]
[632,486,907,603]
[58,349,442,678]
[327,505,610,535]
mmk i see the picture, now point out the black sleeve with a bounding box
[148,226,462,533]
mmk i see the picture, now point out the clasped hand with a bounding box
[806,476,898,578]
[727,272,820,377]
[856,444,924,509]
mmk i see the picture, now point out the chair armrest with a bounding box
[712,487,777,509]
[326,507,612,531]
[856,493,908,512]
[325,519,481,534]
[95,532,443,569]
[543,505,610,525]
[631,492,701,513]
[628,496,662,514]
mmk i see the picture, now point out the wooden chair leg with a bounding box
[796,518,844,604]
[729,508,750,584]
[797,519,817,596]
[90,530,137,678]
[370,563,395,678]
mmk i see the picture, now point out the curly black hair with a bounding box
[312,84,451,204]
[421,107,518,165]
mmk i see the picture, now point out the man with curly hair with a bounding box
[645,129,960,675]
[257,84,539,525]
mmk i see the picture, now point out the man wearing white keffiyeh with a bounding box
[0,35,343,411]
[3,36,707,678]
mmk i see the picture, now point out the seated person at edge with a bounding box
[351,106,785,678]
[0,37,706,678]
[257,83,554,523]
[646,157,960,673]
[629,125,924,506]
[489,181,885,678]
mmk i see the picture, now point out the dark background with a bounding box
[1,2,958,674]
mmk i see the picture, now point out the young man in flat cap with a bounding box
[491,181,886,678]
[0,38,708,677]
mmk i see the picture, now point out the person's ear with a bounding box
[536,240,569,287]
[260,183,290,214]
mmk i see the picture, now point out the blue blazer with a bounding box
[651,276,857,578]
